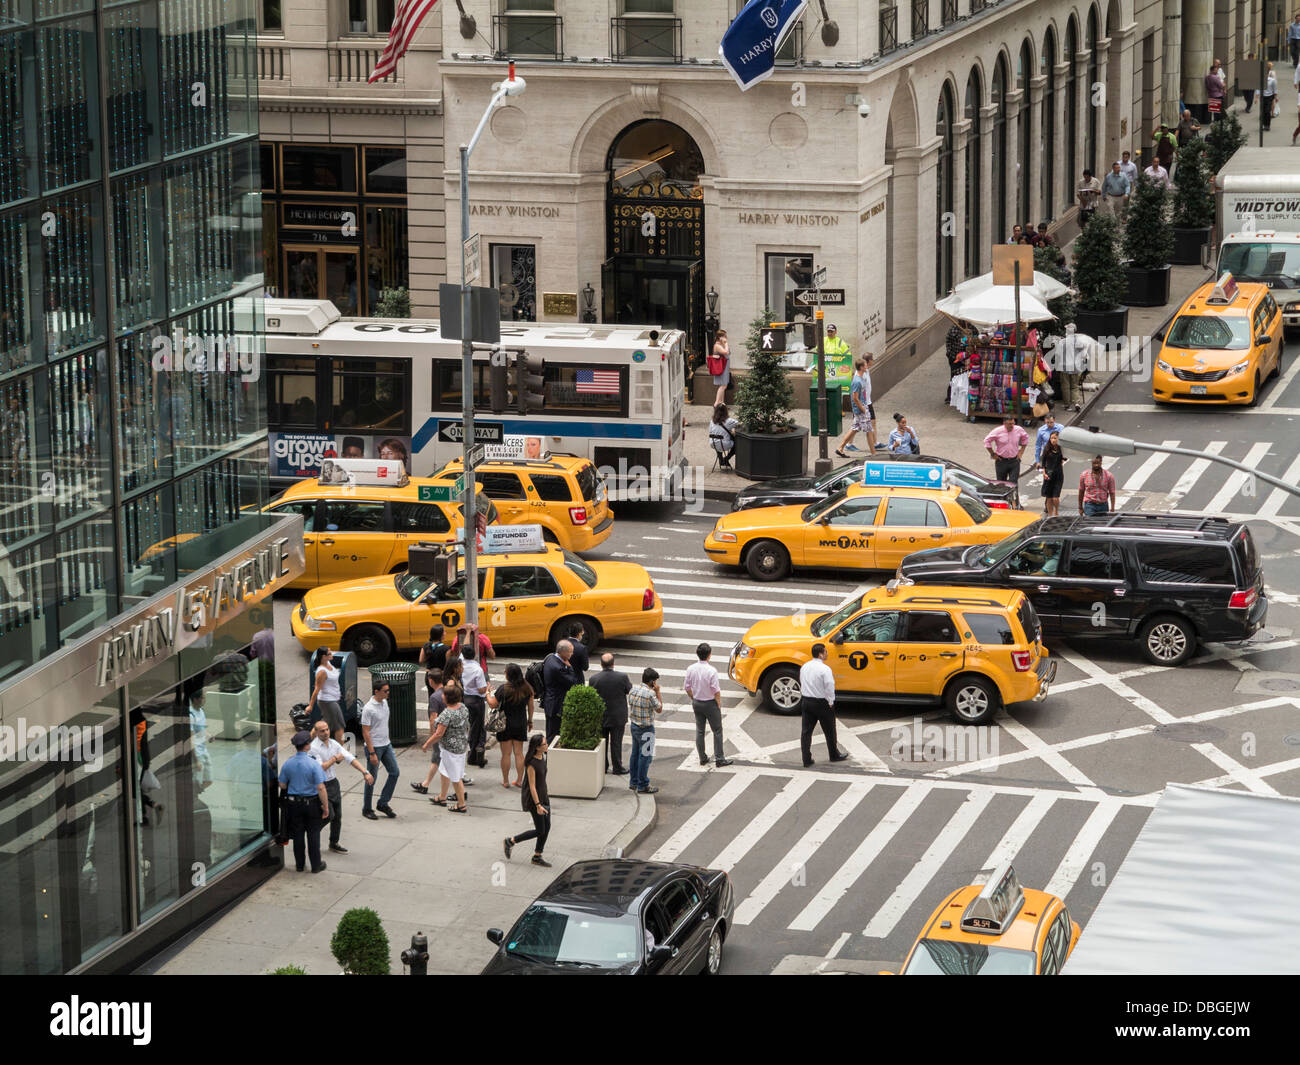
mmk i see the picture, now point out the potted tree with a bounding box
[1122,176,1174,306]
[1171,137,1215,265]
[330,907,391,975]
[1205,109,1247,177]
[1071,212,1129,342]
[732,311,809,480]
[546,684,607,799]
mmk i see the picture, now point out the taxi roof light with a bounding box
[317,458,409,488]
[861,461,946,490]
[1206,272,1240,305]
[959,863,1025,936]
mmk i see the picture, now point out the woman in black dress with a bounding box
[503,733,551,868]
[488,663,534,788]
[1038,430,1067,516]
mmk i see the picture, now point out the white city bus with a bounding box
[263,299,686,500]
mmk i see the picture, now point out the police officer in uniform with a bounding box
[278,730,330,873]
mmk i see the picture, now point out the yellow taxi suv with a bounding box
[292,545,662,665]
[262,459,498,590]
[729,580,1055,725]
[896,864,1080,975]
[705,473,1037,582]
[1153,273,1284,406]
[433,453,614,553]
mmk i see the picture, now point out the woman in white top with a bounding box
[306,648,345,742]
[708,403,740,470]
[1263,63,1277,132]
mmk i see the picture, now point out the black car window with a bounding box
[901,610,959,643]
[963,612,1016,645]
[479,472,526,499]
[491,566,561,598]
[656,883,696,936]
[825,496,881,526]
[926,500,948,527]
[882,497,930,526]
[502,904,641,968]
[1135,543,1235,585]
[840,610,901,643]
[391,502,452,533]
[268,499,317,533]
[1233,529,1259,584]
[531,474,573,502]
[319,500,386,532]
[1065,540,1122,580]
[955,491,992,524]
[1007,538,1064,577]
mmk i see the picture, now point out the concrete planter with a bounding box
[734,425,809,480]
[547,739,607,799]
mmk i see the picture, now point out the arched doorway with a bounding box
[1018,39,1034,227]
[1041,28,1056,220]
[603,120,706,358]
[964,68,983,276]
[991,55,1009,245]
[1065,17,1079,207]
[936,82,956,296]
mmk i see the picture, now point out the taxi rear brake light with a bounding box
[569,506,588,525]
[986,500,1010,509]
[1229,588,1256,610]
[641,588,655,610]
[1011,650,1033,671]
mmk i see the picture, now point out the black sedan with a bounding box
[731,454,1020,512]
[481,859,734,974]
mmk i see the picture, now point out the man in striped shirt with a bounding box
[627,668,664,795]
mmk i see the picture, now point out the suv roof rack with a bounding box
[1068,512,1237,540]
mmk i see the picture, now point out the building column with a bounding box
[1003,86,1024,232]
[1053,61,1070,216]
[1094,37,1111,171]
[1185,0,1214,115]
[1075,50,1091,180]
[979,102,997,266]
[406,117,445,318]
[952,116,971,280]
[884,138,940,329]
[1027,75,1045,224]
[1107,25,1137,168]
[1164,0,1183,124]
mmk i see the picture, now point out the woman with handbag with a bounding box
[488,663,534,789]
[1036,431,1068,517]
[503,733,552,868]
[709,329,730,407]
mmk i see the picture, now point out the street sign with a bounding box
[466,443,486,468]
[759,327,787,353]
[792,288,846,307]
[437,420,504,444]
[439,283,501,343]
[861,461,945,490]
[812,264,828,288]
[464,233,481,285]
[418,475,466,503]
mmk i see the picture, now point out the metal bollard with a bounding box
[401,931,429,975]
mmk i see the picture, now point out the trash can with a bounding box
[368,662,419,746]
[809,383,843,436]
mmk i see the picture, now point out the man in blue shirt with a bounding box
[1289,13,1300,68]
[1033,411,1059,464]
[278,730,330,873]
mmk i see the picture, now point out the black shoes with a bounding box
[362,810,378,820]
[637,786,659,794]
[829,750,850,763]
[803,759,815,768]
[715,758,734,768]
[608,767,629,775]
[503,837,514,859]
[531,855,552,867]
[311,862,327,874]
[699,756,710,766]
[377,804,397,818]
[329,843,348,853]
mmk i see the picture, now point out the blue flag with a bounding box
[719,0,808,92]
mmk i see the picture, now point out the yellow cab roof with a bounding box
[845,482,963,501]
[436,454,591,475]
[915,884,1062,954]
[859,583,1026,611]
[272,476,482,503]
[1180,278,1269,317]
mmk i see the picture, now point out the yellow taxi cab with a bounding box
[432,452,614,552]
[729,579,1054,724]
[262,459,498,590]
[705,465,1037,581]
[895,864,1081,975]
[292,545,662,665]
[1153,273,1284,405]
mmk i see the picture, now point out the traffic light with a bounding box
[489,348,510,413]
[516,351,545,414]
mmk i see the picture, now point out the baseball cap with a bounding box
[827,323,837,331]
[292,730,312,748]
[642,667,660,684]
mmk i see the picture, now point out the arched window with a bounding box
[936,82,955,296]
[964,69,982,276]
[1018,40,1033,228]
[1041,29,1056,219]
[991,56,1008,245]
[1086,7,1099,174]
[1065,18,1078,207]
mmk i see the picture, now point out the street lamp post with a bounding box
[1056,425,1300,499]
[460,63,525,631]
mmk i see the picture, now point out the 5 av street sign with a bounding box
[792,288,846,307]
[418,474,467,503]
[437,421,504,444]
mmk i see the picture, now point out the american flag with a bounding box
[575,369,621,394]
[368,0,440,83]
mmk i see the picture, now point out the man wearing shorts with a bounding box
[836,355,874,458]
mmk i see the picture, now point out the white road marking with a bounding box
[1261,347,1300,409]
[641,536,670,541]
[989,715,1107,796]
[1257,452,1300,518]
[1103,403,1300,415]
[648,773,755,863]
[1204,441,1273,516]
[1188,742,1280,795]
[708,775,816,872]
[1164,440,1227,508]
[732,781,875,926]
[787,783,931,932]
[819,932,852,966]
[860,790,994,939]
[1119,441,1180,492]
[1043,799,1123,899]
[972,793,1059,884]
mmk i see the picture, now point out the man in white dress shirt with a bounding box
[310,718,373,853]
[799,644,848,767]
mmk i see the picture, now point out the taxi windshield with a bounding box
[803,489,848,522]
[396,573,435,601]
[955,490,991,524]
[811,596,865,638]
[903,939,1037,975]
[563,551,598,588]
[1165,314,1252,350]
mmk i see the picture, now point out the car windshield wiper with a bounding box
[505,948,550,964]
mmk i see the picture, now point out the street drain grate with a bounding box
[1258,676,1300,692]
[1285,733,1300,748]
[1153,723,1228,743]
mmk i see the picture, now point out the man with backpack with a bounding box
[539,640,577,742]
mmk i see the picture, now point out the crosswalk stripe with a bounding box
[1119,440,1179,492]
[649,576,853,599]
[1257,452,1300,518]
[661,605,802,623]
[972,793,1058,884]
[1042,800,1123,899]
[656,621,751,636]
[1163,440,1227,508]
[787,783,931,932]
[1204,441,1272,516]
[860,789,994,939]
[1261,347,1300,409]
[732,781,875,926]
[707,775,816,873]
[649,774,755,863]
[658,592,841,611]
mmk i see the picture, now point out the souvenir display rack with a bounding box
[962,323,1040,424]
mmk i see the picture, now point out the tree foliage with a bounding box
[330,908,391,975]
[1123,176,1173,269]
[1071,212,1126,312]
[734,309,796,435]
[1205,110,1246,175]
[1172,138,1215,229]
[558,684,605,751]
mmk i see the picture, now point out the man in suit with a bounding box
[591,653,632,775]
[567,622,590,685]
[542,640,577,742]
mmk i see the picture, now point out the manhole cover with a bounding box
[1284,733,1300,748]
[1153,723,1228,743]
[1259,676,1300,692]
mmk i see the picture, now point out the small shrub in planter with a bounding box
[331,907,390,975]
[732,309,809,479]
[1171,138,1215,266]
[558,685,604,751]
[1122,176,1173,307]
[1034,245,1076,327]
[1072,212,1129,341]
[269,964,307,975]
[1205,110,1246,177]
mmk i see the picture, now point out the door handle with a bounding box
[940,651,958,658]
[544,602,559,608]
[873,651,889,659]
[930,533,944,539]
[320,538,335,545]
[1037,584,1050,592]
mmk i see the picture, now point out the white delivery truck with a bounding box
[1214,147,1300,339]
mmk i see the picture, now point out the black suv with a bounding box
[897,513,1267,666]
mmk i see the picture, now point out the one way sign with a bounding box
[437,421,504,444]
[792,288,846,307]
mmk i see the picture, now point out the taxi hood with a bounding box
[979,507,1038,535]
[741,610,838,647]
[302,574,407,614]
[716,502,817,532]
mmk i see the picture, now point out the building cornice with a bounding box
[258,94,443,116]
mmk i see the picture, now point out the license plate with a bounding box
[1191,385,1207,395]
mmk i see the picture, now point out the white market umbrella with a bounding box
[953,269,1069,302]
[934,284,1054,327]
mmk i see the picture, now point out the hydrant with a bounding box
[401,931,429,975]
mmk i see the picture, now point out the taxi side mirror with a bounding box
[1257,334,1272,345]
[1154,328,1165,341]
[830,631,847,645]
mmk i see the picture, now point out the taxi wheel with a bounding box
[1139,614,1195,666]
[549,615,602,652]
[347,624,393,666]
[1248,372,1261,407]
[760,666,802,715]
[945,675,999,725]
[745,540,791,582]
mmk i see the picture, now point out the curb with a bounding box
[600,791,658,859]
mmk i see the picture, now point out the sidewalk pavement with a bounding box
[685,261,1213,500]
[139,744,654,976]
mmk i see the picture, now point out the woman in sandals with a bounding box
[429,681,470,813]
[503,733,552,868]
[488,663,534,788]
